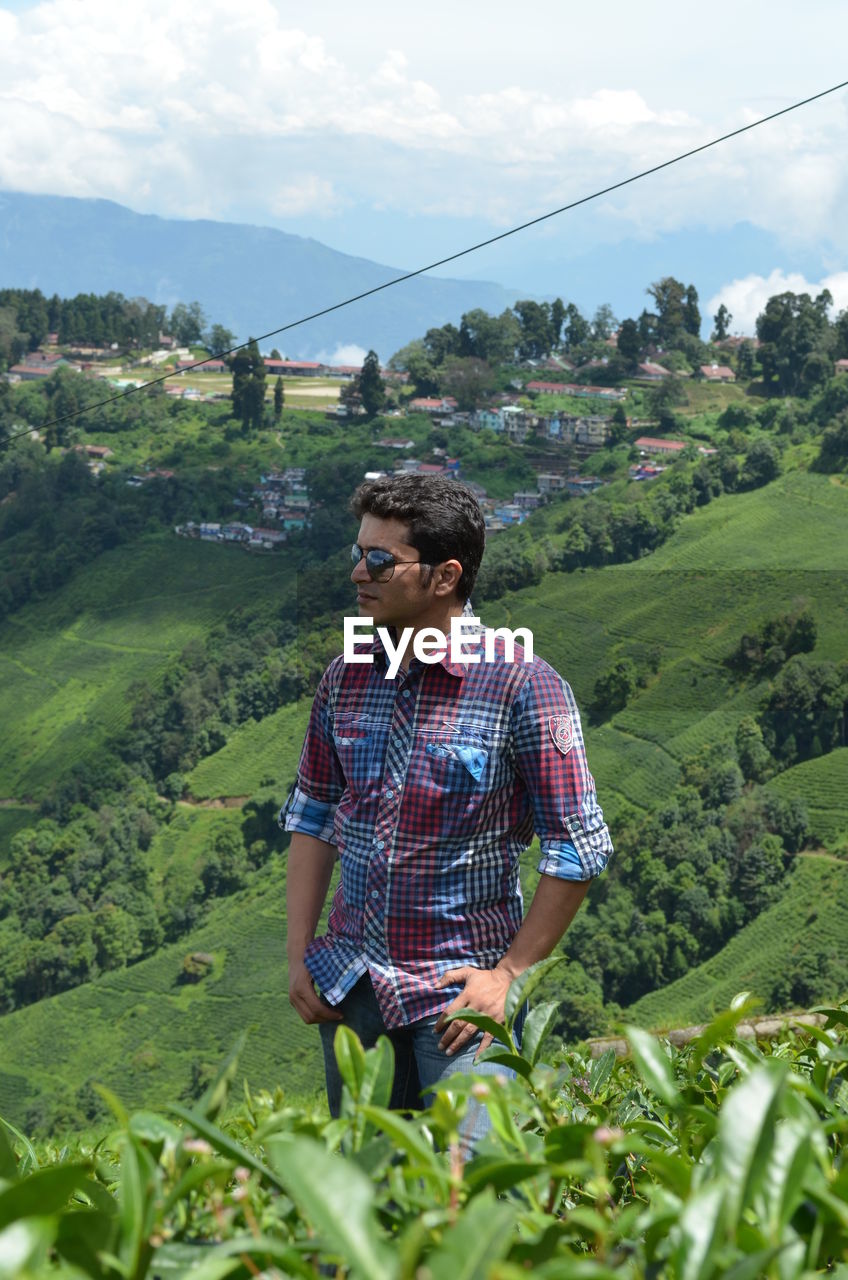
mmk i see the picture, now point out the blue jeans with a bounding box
[318,974,516,1151]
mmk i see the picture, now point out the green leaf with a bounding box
[54,1207,117,1277]
[197,1032,247,1122]
[717,1057,787,1221]
[442,1008,514,1049]
[544,1123,596,1163]
[0,1217,55,1280]
[521,1001,560,1067]
[673,1182,725,1280]
[0,1118,37,1177]
[92,1083,129,1127]
[0,1163,93,1231]
[118,1136,151,1275]
[0,1131,16,1185]
[418,1190,517,1280]
[128,1111,182,1148]
[355,1106,448,1182]
[762,1118,813,1232]
[167,1104,284,1188]
[504,955,565,1028]
[463,1155,548,1196]
[688,1000,759,1074]
[588,1047,616,1097]
[155,1235,314,1280]
[720,1246,786,1280]
[333,1024,367,1099]
[358,1035,395,1110]
[265,1135,395,1280]
[625,1026,679,1107]
[472,1048,533,1080]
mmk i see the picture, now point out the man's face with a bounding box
[351,514,437,629]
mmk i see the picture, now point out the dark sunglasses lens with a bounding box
[365,550,396,580]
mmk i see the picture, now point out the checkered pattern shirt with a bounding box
[281,613,613,1027]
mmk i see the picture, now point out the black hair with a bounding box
[351,474,486,602]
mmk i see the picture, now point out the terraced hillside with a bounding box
[0,859,320,1127]
[0,536,290,804]
[763,749,848,850]
[626,855,848,1028]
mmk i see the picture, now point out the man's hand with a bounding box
[434,965,512,1058]
[289,960,343,1026]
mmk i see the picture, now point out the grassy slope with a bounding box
[626,856,848,1028]
[0,535,290,804]
[185,700,311,801]
[0,859,325,1125]
[763,749,848,850]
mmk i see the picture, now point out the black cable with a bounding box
[4,75,847,449]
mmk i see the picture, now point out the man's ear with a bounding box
[432,559,463,597]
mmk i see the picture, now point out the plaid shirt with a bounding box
[281,613,613,1027]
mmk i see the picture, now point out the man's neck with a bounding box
[393,602,466,672]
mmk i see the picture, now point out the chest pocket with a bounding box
[332,714,385,794]
[421,724,508,800]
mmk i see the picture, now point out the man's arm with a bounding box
[286,832,343,1025]
[435,874,589,1054]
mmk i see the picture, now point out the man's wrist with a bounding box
[494,956,523,982]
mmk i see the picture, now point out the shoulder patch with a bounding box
[548,714,573,755]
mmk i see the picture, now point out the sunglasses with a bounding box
[351,543,429,582]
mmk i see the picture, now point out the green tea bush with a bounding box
[1,970,847,1279]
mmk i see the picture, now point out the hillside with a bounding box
[626,855,848,1028]
[0,190,516,359]
[0,535,290,803]
[0,859,323,1129]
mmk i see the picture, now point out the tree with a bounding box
[513,300,554,359]
[712,303,732,342]
[591,658,638,721]
[358,350,386,417]
[230,337,266,434]
[592,303,618,340]
[736,340,757,380]
[205,323,237,355]
[564,303,590,351]
[617,318,641,366]
[740,438,780,489]
[439,357,496,411]
[423,324,461,365]
[273,376,284,421]
[550,298,566,349]
[756,289,834,395]
[459,308,521,364]
[170,301,207,346]
[683,285,701,337]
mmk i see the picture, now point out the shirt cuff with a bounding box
[279,784,338,845]
[537,809,613,881]
[537,840,591,882]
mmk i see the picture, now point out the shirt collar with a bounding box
[363,598,482,679]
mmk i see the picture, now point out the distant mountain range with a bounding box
[0,191,517,360]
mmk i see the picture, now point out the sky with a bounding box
[1,0,847,338]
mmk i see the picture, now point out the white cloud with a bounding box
[0,0,845,260]
[706,269,848,336]
[313,343,368,367]
[270,175,341,217]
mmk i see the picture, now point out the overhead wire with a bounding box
[3,75,847,449]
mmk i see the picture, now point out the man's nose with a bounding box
[351,556,370,582]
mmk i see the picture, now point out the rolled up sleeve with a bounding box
[511,662,614,881]
[278,667,344,844]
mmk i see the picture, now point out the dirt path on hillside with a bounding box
[165,795,249,810]
[0,799,38,809]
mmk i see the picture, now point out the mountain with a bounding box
[0,190,516,360]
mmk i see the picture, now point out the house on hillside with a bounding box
[698,363,736,382]
[176,358,228,374]
[264,359,325,377]
[634,436,687,456]
[636,362,671,381]
[566,476,604,497]
[835,359,848,375]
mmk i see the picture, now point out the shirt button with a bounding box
[385,789,394,798]
[402,689,411,698]
[370,890,380,900]
[375,838,385,849]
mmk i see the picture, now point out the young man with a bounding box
[281,474,613,1141]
